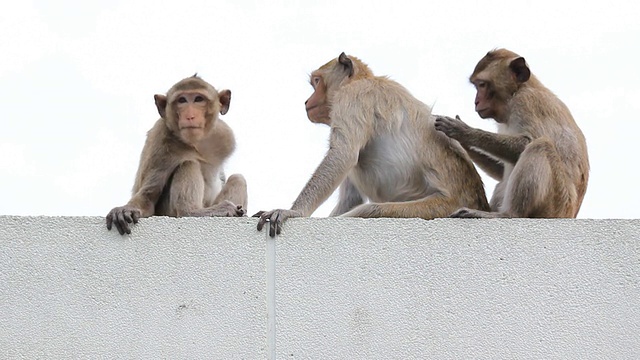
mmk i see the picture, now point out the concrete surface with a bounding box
[0,216,638,359]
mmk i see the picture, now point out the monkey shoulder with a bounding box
[333,77,416,115]
[198,119,236,161]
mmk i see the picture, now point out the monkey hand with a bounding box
[106,205,141,235]
[434,115,469,140]
[199,201,246,217]
[253,209,303,237]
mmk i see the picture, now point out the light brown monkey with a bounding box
[255,52,489,236]
[106,75,247,235]
[435,49,589,218]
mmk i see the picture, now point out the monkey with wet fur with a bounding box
[435,49,589,218]
[255,52,490,237]
[106,75,247,235]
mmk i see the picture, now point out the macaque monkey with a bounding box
[106,75,247,235]
[435,49,589,218]
[255,52,490,237]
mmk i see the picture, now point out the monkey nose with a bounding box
[304,100,308,105]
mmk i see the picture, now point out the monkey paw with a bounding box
[450,207,481,218]
[434,115,468,140]
[106,205,141,235]
[204,201,246,217]
[253,209,303,237]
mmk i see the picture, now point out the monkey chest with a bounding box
[351,142,427,202]
[200,162,223,205]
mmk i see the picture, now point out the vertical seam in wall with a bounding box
[266,232,276,360]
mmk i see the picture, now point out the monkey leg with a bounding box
[342,193,462,220]
[182,173,248,217]
[213,174,248,209]
[178,174,247,218]
[502,138,575,218]
[330,178,364,217]
[453,138,574,218]
[167,161,206,217]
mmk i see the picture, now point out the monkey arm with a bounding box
[127,146,178,217]
[256,123,365,237]
[255,148,357,237]
[460,128,530,165]
[254,141,358,236]
[106,137,174,235]
[292,147,358,216]
[435,115,529,165]
[106,162,172,235]
[126,185,163,217]
[329,178,364,216]
[463,145,505,181]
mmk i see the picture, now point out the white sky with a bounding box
[1,0,639,219]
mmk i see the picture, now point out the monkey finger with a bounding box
[434,117,448,127]
[115,212,131,235]
[256,212,270,231]
[269,222,276,238]
[437,117,452,125]
[106,214,113,230]
[269,211,281,237]
[123,222,132,234]
[123,211,134,224]
[114,221,126,236]
[118,218,131,235]
[252,211,265,218]
[131,211,140,224]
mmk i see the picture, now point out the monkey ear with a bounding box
[509,57,531,83]
[338,52,354,77]
[219,90,231,115]
[154,94,167,118]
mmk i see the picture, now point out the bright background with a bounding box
[1,0,638,219]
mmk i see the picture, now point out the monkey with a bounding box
[435,48,589,218]
[106,75,247,235]
[254,52,490,237]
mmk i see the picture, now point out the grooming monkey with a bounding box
[255,52,489,236]
[435,49,589,218]
[106,75,247,235]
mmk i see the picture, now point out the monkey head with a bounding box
[154,75,231,145]
[305,52,373,125]
[469,49,531,123]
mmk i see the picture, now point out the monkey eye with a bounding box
[476,81,487,89]
[311,76,321,87]
[177,96,187,104]
[194,95,205,102]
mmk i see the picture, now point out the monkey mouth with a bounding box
[181,126,202,130]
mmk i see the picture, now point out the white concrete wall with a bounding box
[0,216,638,359]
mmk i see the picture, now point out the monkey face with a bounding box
[473,80,492,118]
[305,74,331,125]
[175,91,211,144]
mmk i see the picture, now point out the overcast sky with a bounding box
[1,0,638,219]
